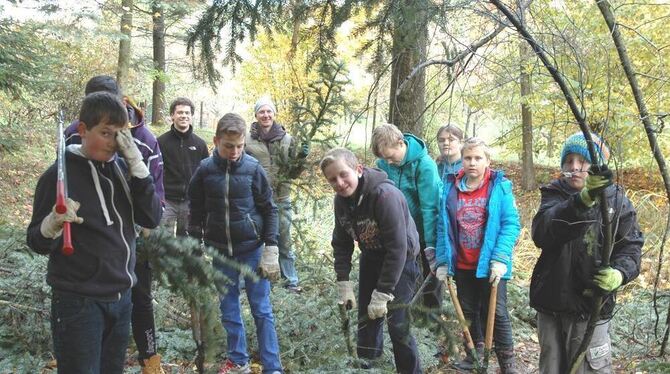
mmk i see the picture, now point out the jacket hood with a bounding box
[360,167,391,196]
[400,134,428,166]
[250,121,286,143]
[124,96,145,128]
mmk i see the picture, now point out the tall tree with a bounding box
[117,0,133,91]
[519,8,536,191]
[388,0,428,135]
[151,0,166,126]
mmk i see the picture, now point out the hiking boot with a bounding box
[285,284,302,294]
[495,348,519,374]
[218,359,251,374]
[453,342,484,370]
[142,354,166,374]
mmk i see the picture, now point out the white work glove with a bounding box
[40,198,84,239]
[489,261,507,285]
[116,128,149,179]
[435,265,449,282]
[337,280,357,309]
[367,289,394,320]
[259,245,280,281]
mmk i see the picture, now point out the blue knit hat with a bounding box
[560,132,610,166]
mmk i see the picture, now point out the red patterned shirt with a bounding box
[455,169,491,270]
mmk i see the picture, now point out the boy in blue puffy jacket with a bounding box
[434,137,521,373]
[187,113,283,374]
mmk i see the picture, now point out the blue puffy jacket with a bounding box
[188,151,278,257]
[435,169,521,279]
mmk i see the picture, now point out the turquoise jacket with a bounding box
[376,134,442,248]
[435,169,521,279]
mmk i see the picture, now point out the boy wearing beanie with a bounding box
[530,132,643,373]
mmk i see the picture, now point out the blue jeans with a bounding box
[454,269,514,350]
[51,289,132,374]
[357,254,423,374]
[215,246,283,373]
[277,199,299,287]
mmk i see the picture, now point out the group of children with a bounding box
[27,78,642,374]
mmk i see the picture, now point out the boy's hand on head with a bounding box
[259,245,280,281]
[579,165,613,207]
[116,128,149,179]
[489,261,507,285]
[593,267,623,292]
[40,198,84,239]
[337,281,356,310]
[367,289,394,320]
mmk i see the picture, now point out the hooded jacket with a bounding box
[437,157,462,183]
[245,122,307,202]
[26,145,162,300]
[435,169,521,279]
[331,167,420,294]
[187,151,278,257]
[530,179,643,318]
[64,100,165,203]
[376,134,441,248]
[157,125,209,201]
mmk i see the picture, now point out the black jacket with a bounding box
[26,146,162,300]
[331,167,420,294]
[188,151,278,257]
[157,125,209,201]
[530,178,643,318]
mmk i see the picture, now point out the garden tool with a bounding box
[483,280,499,370]
[55,109,74,255]
[444,277,480,368]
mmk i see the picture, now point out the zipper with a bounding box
[247,213,259,239]
[224,164,233,256]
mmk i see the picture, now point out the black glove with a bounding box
[578,165,613,207]
[297,141,310,158]
[187,225,203,241]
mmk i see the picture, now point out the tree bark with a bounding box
[520,36,536,190]
[116,0,133,92]
[151,0,166,126]
[388,0,428,136]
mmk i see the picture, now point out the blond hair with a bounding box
[320,148,359,173]
[370,123,404,158]
[461,137,492,160]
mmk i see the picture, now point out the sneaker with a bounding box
[285,285,302,294]
[218,359,251,374]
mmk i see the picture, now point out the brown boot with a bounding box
[495,348,518,374]
[142,354,166,374]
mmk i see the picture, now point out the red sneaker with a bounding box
[218,359,251,374]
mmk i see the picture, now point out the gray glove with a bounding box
[424,247,437,273]
[337,280,356,309]
[435,265,449,282]
[116,128,149,179]
[40,198,84,239]
[489,261,507,285]
[259,245,280,281]
[367,289,394,320]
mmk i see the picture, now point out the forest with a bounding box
[1,0,670,373]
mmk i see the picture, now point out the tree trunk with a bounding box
[520,37,536,191]
[151,0,166,126]
[116,0,133,91]
[389,0,428,136]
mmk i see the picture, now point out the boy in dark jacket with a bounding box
[320,148,422,374]
[63,75,166,372]
[188,113,283,374]
[531,132,643,373]
[27,92,162,373]
[158,97,209,236]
